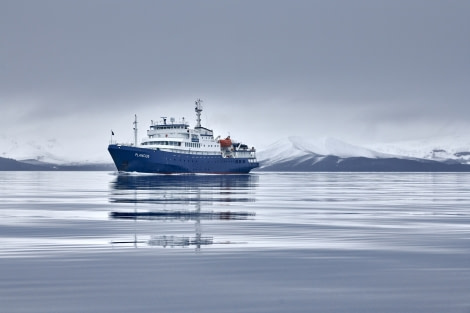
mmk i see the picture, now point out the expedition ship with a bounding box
[108,99,259,173]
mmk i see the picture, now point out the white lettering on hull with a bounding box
[135,153,150,158]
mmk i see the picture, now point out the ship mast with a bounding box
[133,114,138,146]
[195,99,203,128]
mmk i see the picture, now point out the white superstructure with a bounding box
[138,100,256,159]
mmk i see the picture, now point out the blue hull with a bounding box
[108,144,259,174]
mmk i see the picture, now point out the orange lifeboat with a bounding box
[219,136,232,148]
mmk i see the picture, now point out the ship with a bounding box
[108,99,259,174]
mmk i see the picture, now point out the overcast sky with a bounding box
[1,0,469,162]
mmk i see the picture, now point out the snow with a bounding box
[258,135,470,166]
[258,136,390,165]
[0,135,109,164]
[3,130,470,166]
[366,135,470,164]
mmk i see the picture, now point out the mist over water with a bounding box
[1,172,470,312]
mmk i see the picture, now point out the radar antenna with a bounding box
[195,99,203,128]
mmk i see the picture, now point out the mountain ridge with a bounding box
[0,156,115,171]
[2,136,470,172]
[257,136,470,172]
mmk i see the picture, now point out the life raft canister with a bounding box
[219,136,232,148]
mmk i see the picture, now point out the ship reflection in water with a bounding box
[109,174,258,250]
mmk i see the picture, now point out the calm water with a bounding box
[1,172,470,312]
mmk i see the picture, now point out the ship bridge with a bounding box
[194,126,214,138]
[147,117,189,139]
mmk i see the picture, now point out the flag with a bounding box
[111,130,114,136]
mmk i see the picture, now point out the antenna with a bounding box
[133,114,138,146]
[195,99,203,128]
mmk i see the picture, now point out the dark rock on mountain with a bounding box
[258,155,470,172]
[0,156,115,171]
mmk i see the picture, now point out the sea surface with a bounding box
[1,171,470,312]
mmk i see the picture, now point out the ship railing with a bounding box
[158,147,222,156]
[109,143,257,159]
[112,142,138,147]
[147,133,190,139]
[233,151,257,158]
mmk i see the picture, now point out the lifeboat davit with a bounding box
[219,136,232,148]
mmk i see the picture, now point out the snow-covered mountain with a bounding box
[366,135,470,165]
[257,136,470,171]
[0,135,109,164]
[3,133,470,172]
[0,135,113,170]
[258,136,389,163]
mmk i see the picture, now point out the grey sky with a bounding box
[1,0,469,161]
